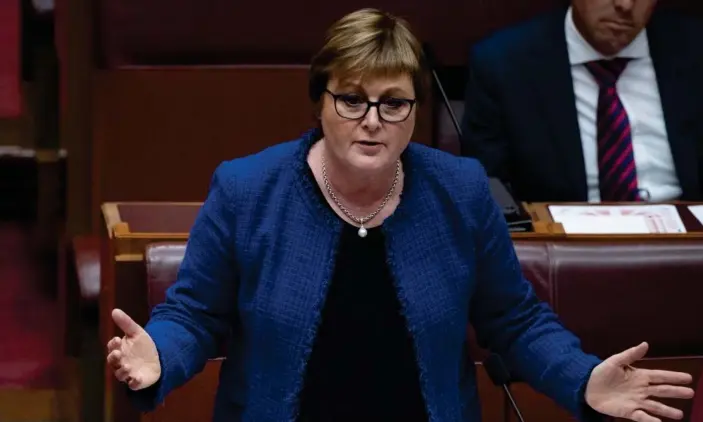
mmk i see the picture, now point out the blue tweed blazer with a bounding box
[134,129,602,421]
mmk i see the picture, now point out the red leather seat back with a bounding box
[468,242,553,361]
[514,242,553,304]
[145,241,556,364]
[692,372,703,421]
[145,241,556,309]
[549,241,703,358]
[472,240,703,363]
[144,242,221,422]
[147,240,703,363]
[146,242,187,311]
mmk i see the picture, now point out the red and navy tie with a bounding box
[585,58,640,201]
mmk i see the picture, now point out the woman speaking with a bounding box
[106,8,693,422]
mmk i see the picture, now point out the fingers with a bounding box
[115,365,146,390]
[127,377,143,391]
[647,384,695,399]
[630,409,661,422]
[610,342,649,366]
[107,336,121,353]
[107,348,133,385]
[640,399,684,421]
[105,337,150,390]
[107,348,143,389]
[646,369,693,385]
[107,349,122,369]
[114,365,131,382]
[111,308,143,337]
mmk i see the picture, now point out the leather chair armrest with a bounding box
[145,242,186,311]
[692,369,703,421]
[72,235,101,304]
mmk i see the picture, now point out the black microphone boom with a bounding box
[484,353,526,422]
[423,43,464,142]
[422,43,533,233]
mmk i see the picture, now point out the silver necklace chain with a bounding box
[321,156,400,237]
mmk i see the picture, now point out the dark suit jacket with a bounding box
[461,7,703,202]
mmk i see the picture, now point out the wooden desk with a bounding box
[100,202,198,344]
[525,202,703,240]
[100,202,201,422]
[97,200,555,422]
[100,201,703,422]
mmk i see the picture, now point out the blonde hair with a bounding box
[309,8,428,104]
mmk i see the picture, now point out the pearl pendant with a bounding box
[358,225,368,238]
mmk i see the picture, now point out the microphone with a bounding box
[422,43,533,232]
[422,43,463,147]
[483,353,526,422]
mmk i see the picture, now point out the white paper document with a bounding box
[689,205,703,226]
[548,205,687,234]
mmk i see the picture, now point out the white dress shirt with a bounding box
[565,7,681,202]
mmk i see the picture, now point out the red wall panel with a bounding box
[0,0,22,117]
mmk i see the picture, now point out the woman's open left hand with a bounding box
[585,342,694,422]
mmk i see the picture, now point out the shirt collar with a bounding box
[565,6,650,65]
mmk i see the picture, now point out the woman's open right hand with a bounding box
[106,308,162,390]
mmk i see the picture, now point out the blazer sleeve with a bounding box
[460,45,511,183]
[468,166,604,421]
[128,163,239,411]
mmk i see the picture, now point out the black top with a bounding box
[296,168,428,422]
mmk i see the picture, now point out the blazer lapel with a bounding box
[647,11,701,199]
[382,149,472,418]
[247,135,345,418]
[528,10,588,200]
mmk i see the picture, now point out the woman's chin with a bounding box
[348,154,391,173]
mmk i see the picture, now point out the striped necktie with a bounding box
[584,58,640,201]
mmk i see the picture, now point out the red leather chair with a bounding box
[692,373,703,421]
[63,235,100,356]
[510,241,703,421]
[145,242,221,422]
[142,240,703,422]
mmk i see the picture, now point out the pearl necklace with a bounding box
[321,157,400,237]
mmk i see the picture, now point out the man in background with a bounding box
[461,0,703,203]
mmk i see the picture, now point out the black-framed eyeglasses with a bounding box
[324,89,416,123]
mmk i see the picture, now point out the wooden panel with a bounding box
[57,0,95,235]
[0,118,28,146]
[95,0,564,68]
[91,66,433,231]
[91,66,311,224]
[95,0,703,68]
[0,0,22,117]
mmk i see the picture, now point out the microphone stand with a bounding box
[422,44,532,232]
[423,43,464,148]
[483,353,526,422]
[429,66,464,141]
[501,384,525,422]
